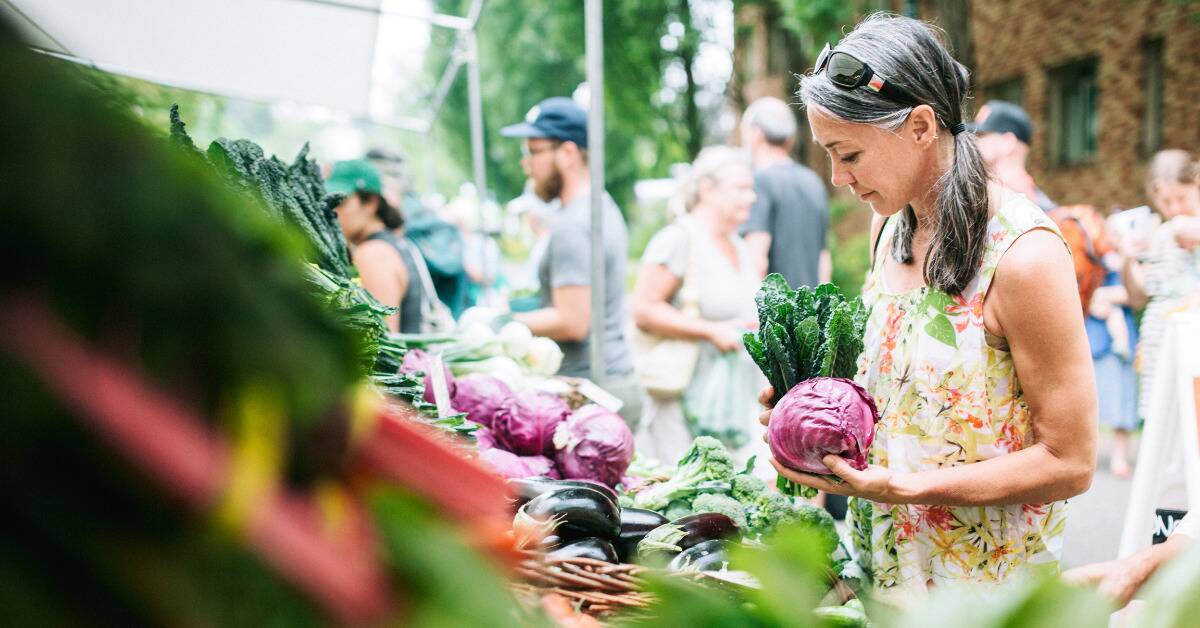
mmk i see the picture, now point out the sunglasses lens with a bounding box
[826,52,866,87]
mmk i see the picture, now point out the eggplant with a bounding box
[667,539,731,572]
[547,537,619,563]
[507,477,619,509]
[615,508,669,562]
[637,513,741,555]
[514,486,622,542]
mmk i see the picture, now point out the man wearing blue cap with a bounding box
[502,97,640,421]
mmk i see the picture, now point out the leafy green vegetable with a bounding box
[745,275,870,497]
[746,274,868,402]
[633,437,735,511]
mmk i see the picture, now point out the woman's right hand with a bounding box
[705,321,742,352]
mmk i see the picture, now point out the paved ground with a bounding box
[1061,429,1137,569]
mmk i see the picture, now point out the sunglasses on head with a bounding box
[814,43,921,108]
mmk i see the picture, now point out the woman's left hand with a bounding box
[770,455,901,503]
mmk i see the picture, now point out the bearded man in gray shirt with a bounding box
[739,97,831,288]
[502,97,641,424]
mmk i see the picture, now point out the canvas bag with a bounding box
[630,220,702,400]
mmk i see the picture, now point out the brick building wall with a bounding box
[943,0,1200,210]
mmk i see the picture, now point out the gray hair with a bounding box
[798,13,987,296]
[683,146,752,211]
[743,97,798,147]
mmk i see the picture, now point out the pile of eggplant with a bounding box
[510,477,742,571]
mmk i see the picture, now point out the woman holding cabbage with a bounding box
[758,14,1096,595]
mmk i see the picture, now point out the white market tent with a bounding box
[4,0,612,384]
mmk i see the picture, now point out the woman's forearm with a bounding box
[633,301,714,342]
[891,443,1093,507]
[1123,257,1148,311]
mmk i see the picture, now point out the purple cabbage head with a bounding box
[473,425,497,450]
[399,348,457,405]
[552,405,634,487]
[491,392,572,457]
[768,377,879,474]
[478,448,559,480]
[451,373,513,429]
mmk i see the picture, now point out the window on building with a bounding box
[984,77,1024,109]
[1141,37,1164,159]
[1046,58,1099,166]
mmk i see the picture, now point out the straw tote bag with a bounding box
[630,221,702,400]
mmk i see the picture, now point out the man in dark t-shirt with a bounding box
[739,97,830,288]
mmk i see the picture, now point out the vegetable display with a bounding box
[399,348,458,405]
[477,448,559,480]
[632,436,734,511]
[492,392,572,457]
[552,404,635,487]
[743,274,875,498]
[451,373,513,428]
[514,486,622,542]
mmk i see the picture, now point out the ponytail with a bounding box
[890,129,989,295]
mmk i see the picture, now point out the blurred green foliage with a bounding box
[428,1,719,213]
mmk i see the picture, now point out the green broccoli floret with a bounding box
[690,493,748,528]
[789,503,840,558]
[731,474,767,503]
[633,437,734,511]
[748,495,839,557]
[748,491,796,534]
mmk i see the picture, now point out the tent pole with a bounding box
[465,29,486,200]
[584,0,604,385]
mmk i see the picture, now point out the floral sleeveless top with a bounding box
[850,190,1070,595]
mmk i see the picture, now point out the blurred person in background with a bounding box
[1050,205,1139,477]
[970,100,1056,211]
[453,198,505,309]
[740,96,831,287]
[329,159,424,333]
[501,97,640,424]
[630,146,766,471]
[1122,150,1200,424]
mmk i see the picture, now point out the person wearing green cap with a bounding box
[328,158,425,333]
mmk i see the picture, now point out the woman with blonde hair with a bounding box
[631,146,765,470]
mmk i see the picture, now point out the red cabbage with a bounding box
[473,425,497,450]
[768,377,879,474]
[491,392,571,457]
[452,373,513,429]
[399,348,456,405]
[478,448,559,480]
[552,405,634,487]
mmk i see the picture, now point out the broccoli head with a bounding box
[748,491,795,534]
[748,495,839,557]
[690,493,748,528]
[731,474,767,504]
[633,437,734,511]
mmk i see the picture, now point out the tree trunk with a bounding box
[934,0,974,85]
[730,2,816,166]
